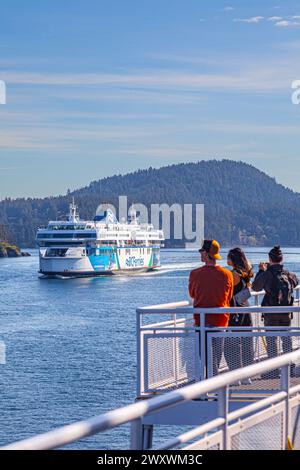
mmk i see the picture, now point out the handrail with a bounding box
[137,286,300,315]
[137,305,300,315]
[2,350,300,450]
[156,388,300,450]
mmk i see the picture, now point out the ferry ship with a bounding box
[36,201,164,277]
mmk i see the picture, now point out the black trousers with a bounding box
[224,313,255,371]
[264,314,292,359]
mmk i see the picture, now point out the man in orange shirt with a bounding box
[189,239,233,375]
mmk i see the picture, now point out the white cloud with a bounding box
[0,109,171,121]
[223,6,235,11]
[275,20,300,28]
[1,117,299,153]
[233,14,300,28]
[1,67,295,93]
[268,16,283,22]
[0,123,167,151]
[191,121,300,135]
[275,20,290,27]
[234,16,264,24]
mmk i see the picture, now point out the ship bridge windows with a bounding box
[41,241,84,247]
[37,232,96,239]
[48,224,87,230]
[74,233,96,239]
[45,248,68,257]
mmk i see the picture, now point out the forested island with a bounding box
[0,224,30,257]
[0,159,299,248]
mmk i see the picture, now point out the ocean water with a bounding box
[1,247,300,449]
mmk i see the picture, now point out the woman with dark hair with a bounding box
[228,247,253,303]
[224,247,255,377]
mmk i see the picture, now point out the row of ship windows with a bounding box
[88,248,152,256]
[37,233,96,239]
[38,234,160,241]
[47,225,92,230]
[88,249,111,256]
[45,247,159,257]
[124,248,150,255]
[38,241,160,248]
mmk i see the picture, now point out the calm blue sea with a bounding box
[1,247,300,449]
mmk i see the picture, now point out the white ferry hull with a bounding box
[39,246,161,277]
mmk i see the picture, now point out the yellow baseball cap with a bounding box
[199,239,222,260]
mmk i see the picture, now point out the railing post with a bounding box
[195,324,201,384]
[142,424,154,450]
[218,386,229,450]
[136,311,142,397]
[130,418,143,450]
[281,364,291,449]
[172,313,178,388]
[296,289,300,327]
[200,312,206,381]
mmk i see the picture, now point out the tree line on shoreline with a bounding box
[0,159,300,248]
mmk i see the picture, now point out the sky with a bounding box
[0,0,300,198]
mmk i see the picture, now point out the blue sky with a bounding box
[1,0,300,198]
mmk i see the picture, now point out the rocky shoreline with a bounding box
[0,242,31,258]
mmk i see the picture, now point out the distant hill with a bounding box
[1,159,300,247]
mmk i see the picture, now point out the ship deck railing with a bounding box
[2,290,300,450]
[136,287,300,399]
[1,350,300,450]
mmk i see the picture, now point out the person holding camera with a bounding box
[252,246,298,376]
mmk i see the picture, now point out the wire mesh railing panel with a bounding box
[138,307,300,397]
[230,407,284,450]
[182,431,223,450]
[142,330,199,393]
[291,400,300,450]
[207,331,300,393]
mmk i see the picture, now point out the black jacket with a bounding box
[252,264,298,306]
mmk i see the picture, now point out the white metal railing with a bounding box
[2,289,300,451]
[137,288,300,397]
[1,350,300,450]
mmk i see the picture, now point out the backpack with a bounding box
[269,268,294,306]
